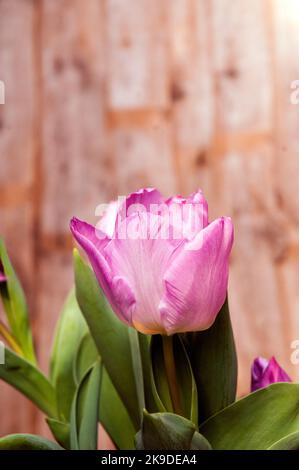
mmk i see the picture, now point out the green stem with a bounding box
[162,335,183,416]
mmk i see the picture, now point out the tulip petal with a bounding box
[251,356,291,392]
[166,190,209,240]
[159,217,234,334]
[98,201,119,238]
[104,212,182,334]
[70,217,135,325]
[125,188,163,216]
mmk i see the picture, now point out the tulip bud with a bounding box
[251,356,291,392]
[70,188,234,335]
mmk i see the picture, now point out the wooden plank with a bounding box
[272,0,299,224]
[271,0,299,383]
[0,0,37,435]
[210,0,272,133]
[216,144,288,394]
[112,115,177,196]
[40,0,113,235]
[168,0,214,193]
[106,0,169,109]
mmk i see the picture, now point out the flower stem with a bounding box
[162,334,183,416]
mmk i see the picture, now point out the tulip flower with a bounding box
[251,356,291,392]
[70,188,234,335]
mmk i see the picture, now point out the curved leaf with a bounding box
[73,330,136,449]
[129,328,145,421]
[70,361,102,450]
[0,434,63,450]
[50,289,87,421]
[73,332,98,384]
[74,249,139,428]
[0,239,36,364]
[0,347,56,417]
[200,383,299,450]
[139,411,196,450]
[268,431,299,450]
[186,298,237,423]
[46,418,70,449]
[190,431,212,450]
[138,333,159,413]
[99,368,136,450]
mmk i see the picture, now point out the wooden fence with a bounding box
[1,0,299,438]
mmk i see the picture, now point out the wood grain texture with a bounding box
[1,0,299,437]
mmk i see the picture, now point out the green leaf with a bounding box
[50,289,87,421]
[70,361,102,450]
[139,411,196,450]
[99,368,136,450]
[74,249,139,428]
[128,328,145,421]
[0,239,36,364]
[72,330,136,449]
[199,383,299,450]
[0,347,56,417]
[268,431,299,450]
[73,332,98,384]
[150,335,198,425]
[138,333,159,413]
[190,431,212,450]
[46,418,70,449]
[186,298,237,423]
[0,434,63,450]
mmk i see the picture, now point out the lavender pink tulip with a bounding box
[70,188,234,335]
[251,356,291,392]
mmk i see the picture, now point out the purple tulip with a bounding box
[251,356,291,392]
[70,188,234,335]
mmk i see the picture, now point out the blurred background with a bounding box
[1,0,299,437]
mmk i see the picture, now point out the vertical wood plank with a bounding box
[168,0,214,193]
[41,0,112,235]
[106,0,169,109]
[271,0,299,381]
[0,0,37,435]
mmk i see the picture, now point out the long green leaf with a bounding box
[138,333,159,413]
[186,298,237,423]
[0,347,56,417]
[73,331,136,450]
[50,289,87,421]
[99,368,136,450]
[129,328,145,421]
[70,361,102,450]
[151,335,198,425]
[200,383,299,450]
[0,239,36,363]
[0,434,63,450]
[73,332,98,384]
[74,249,139,428]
